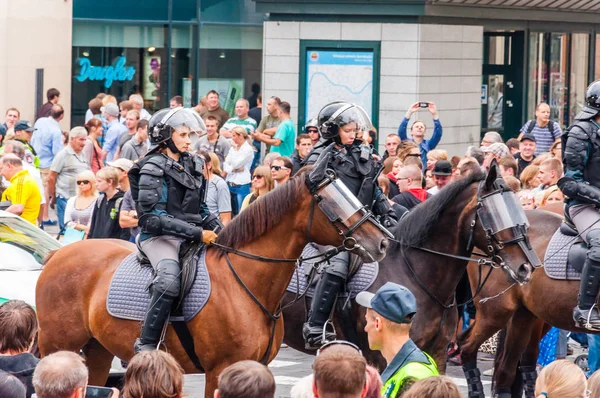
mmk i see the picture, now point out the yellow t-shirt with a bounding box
[1,169,41,224]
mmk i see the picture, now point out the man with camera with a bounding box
[397,101,443,166]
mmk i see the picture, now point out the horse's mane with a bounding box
[215,167,310,251]
[390,171,485,251]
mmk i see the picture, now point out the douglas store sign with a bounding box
[75,56,136,88]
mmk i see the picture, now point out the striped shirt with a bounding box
[1,169,42,224]
[221,116,257,135]
[519,120,562,155]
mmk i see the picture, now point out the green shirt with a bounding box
[222,116,257,135]
[270,119,295,157]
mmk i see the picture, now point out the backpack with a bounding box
[526,120,554,136]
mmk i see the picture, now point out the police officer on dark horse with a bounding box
[559,80,600,330]
[301,102,404,349]
[129,107,220,353]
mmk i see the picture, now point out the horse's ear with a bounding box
[485,160,499,191]
[307,143,335,187]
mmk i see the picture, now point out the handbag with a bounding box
[63,226,85,244]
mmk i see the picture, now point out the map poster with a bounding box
[305,50,374,123]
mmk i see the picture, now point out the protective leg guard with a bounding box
[495,388,512,398]
[519,365,537,398]
[574,230,600,330]
[462,362,485,398]
[302,273,344,349]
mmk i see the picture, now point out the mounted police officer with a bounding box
[559,80,600,330]
[129,107,219,352]
[301,101,403,348]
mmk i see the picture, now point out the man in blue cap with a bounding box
[356,282,438,398]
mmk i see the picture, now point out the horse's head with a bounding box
[470,161,540,284]
[304,145,390,262]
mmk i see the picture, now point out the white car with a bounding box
[0,211,62,307]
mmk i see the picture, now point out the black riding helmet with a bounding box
[317,101,373,142]
[579,80,600,120]
[148,107,206,153]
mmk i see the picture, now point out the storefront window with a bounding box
[595,34,600,80]
[548,33,568,127]
[570,34,589,123]
[527,33,546,118]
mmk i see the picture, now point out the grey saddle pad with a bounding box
[544,228,582,281]
[286,244,379,299]
[107,251,211,322]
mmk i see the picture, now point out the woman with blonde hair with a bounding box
[63,170,98,242]
[588,369,600,398]
[540,185,565,207]
[122,350,184,398]
[534,359,587,398]
[240,165,274,212]
[222,126,254,215]
[550,140,562,160]
[520,164,540,190]
[426,149,449,171]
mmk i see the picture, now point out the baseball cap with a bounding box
[107,158,134,172]
[104,103,120,118]
[481,142,510,159]
[520,133,536,143]
[432,160,452,176]
[356,282,417,324]
[14,120,33,132]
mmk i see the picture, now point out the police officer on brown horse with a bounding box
[559,80,600,330]
[301,102,403,349]
[129,107,219,353]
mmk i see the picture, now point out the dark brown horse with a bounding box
[282,165,536,373]
[456,202,590,397]
[35,166,389,398]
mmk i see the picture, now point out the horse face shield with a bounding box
[478,190,540,283]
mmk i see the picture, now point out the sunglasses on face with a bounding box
[77,180,90,185]
[271,166,288,171]
[252,175,264,180]
[307,129,319,134]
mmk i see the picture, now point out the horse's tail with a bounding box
[43,249,59,266]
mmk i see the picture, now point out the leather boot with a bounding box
[134,290,176,353]
[302,273,344,349]
[573,254,600,331]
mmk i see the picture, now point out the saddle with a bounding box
[544,222,587,280]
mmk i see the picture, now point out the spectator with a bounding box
[193,115,231,165]
[465,146,485,166]
[312,342,367,398]
[222,126,254,216]
[83,118,105,173]
[107,158,133,192]
[199,90,231,127]
[0,124,5,146]
[450,155,461,174]
[378,175,407,219]
[456,157,480,177]
[0,300,39,398]
[215,360,275,398]
[392,165,430,210]
[119,188,140,243]
[425,149,448,171]
[480,131,503,147]
[32,351,88,398]
[384,134,401,158]
[356,283,439,398]
[220,99,257,140]
[116,110,140,158]
[240,165,273,212]
[256,101,295,158]
[121,351,183,398]
[118,100,134,124]
[481,143,510,171]
[533,152,552,166]
[248,93,262,126]
[519,190,535,210]
[540,185,564,207]
[504,176,521,192]
[102,94,117,107]
[514,133,536,177]
[169,95,183,109]
[102,103,128,162]
[87,167,128,240]
[519,102,562,155]
[534,359,587,398]
[304,118,320,146]
[3,108,19,132]
[397,140,422,163]
[271,156,292,187]
[201,152,231,225]
[506,137,520,156]
[428,160,453,195]
[499,156,518,178]
[403,376,461,398]
[386,157,403,199]
[85,97,103,124]
[290,375,313,398]
[0,370,26,398]
[365,365,383,398]
[12,121,39,168]
[290,133,313,175]
[254,96,281,155]
[550,140,562,160]
[64,170,97,239]
[263,152,279,168]
[0,155,41,224]
[193,96,207,116]
[120,119,149,162]
[48,127,90,232]
[35,88,60,120]
[128,94,151,121]
[589,369,600,398]
[536,158,563,190]
[520,164,540,190]
[247,82,261,109]
[398,101,443,166]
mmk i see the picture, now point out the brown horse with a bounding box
[281,165,536,374]
[35,166,390,398]
[456,202,592,397]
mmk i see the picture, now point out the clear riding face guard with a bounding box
[477,188,541,278]
[311,171,394,250]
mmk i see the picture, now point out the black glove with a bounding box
[558,176,600,206]
[202,213,225,233]
[381,214,398,229]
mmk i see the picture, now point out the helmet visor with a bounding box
[330,104,373,135]
[167,108,206,135]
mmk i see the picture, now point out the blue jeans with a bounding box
[228,183,250,216]
[56,196,68,233]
